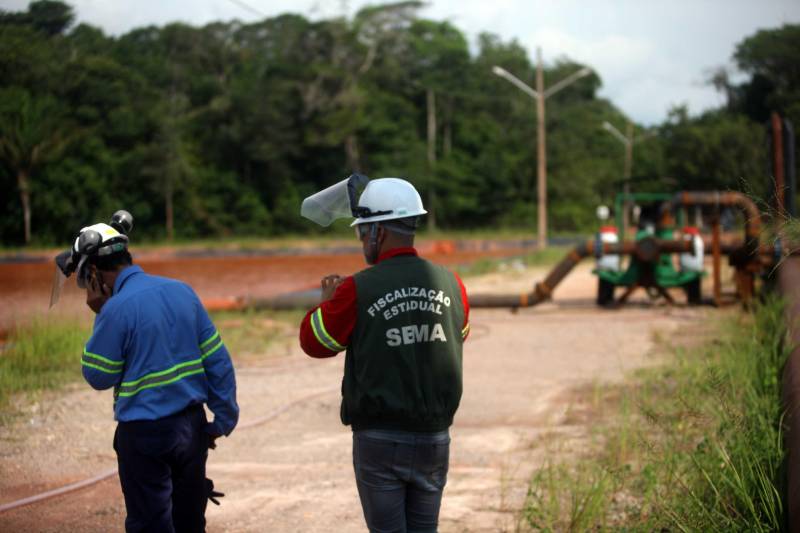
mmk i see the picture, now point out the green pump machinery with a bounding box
[593,192,704,306]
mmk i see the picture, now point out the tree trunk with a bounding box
[167,65,178,242]
[345,134,361,172]
[443,97,452,159]
[426,88,437,230]
[18,169,31,244]
[165,176,174,241]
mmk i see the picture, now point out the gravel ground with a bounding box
[0,262,710,532]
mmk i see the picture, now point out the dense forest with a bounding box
[0,1,797,244]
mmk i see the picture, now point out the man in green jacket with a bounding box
[300,177,470,532]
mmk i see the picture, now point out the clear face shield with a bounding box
[50,250,87,308]
[300,174,370,227]
[49,261,68,309]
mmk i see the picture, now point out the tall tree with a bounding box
[25,0,74,36]
[661,106,767,197]
[0,88,70,243]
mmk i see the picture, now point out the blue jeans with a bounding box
[352,429,450,533]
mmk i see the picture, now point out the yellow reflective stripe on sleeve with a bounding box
[121,358,202,388]
[83,348,124,366]
[461,323,470,339]
[82,360,123,374]
[201,338,224,360]
[117,367,205,397]
[117,358,205,397]
[199,331,220,350]
[310,308,346,352]
[82,348,124,373]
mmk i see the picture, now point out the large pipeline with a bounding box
[660,191,762,244]
[660,191,763,305]
[470,237,697,309]
[204,190,773,313]
[207,238,696,312]
[209,238,783,312]
[779,257,800,531]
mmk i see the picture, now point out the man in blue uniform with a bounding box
[58,212,238,532]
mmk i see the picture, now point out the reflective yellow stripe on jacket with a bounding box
[310,308,346,352]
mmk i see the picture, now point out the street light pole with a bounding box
[624,121,633,181]
[536,48,547,250]
[493,50,591,250]
[601,120,657,235]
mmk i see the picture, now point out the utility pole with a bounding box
[602,120,656,236]
[535,48,546,250]
[624,121,633,182]
[427,88,437,230]
[493,51,591,250]
[623,121,633,233]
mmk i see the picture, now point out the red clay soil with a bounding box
[0,243,527,330]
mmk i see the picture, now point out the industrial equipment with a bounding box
[592,193,704,306]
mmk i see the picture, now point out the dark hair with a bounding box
[90,251,133,272]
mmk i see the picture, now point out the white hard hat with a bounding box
[73,223,128,256]
[350,178,427,226]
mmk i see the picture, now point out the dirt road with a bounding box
[0,262,708,532]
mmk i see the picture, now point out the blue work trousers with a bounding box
[352,429,450,533]
[114,403,209,533]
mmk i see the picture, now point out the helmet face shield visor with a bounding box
[49,265,67,308]
[50,249,76,308]
[49,251,90,306]
[301,174,369,227]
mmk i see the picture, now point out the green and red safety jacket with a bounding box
[300,247,470,432]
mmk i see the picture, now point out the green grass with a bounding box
[522,296,788,531]
[0,227,582,255]
[210,309,305,362]
[0,308,303,423]
[0,317,91,414]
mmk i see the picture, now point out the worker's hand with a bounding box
[320,274,343,302]
[86,272,110,314]
[207,432,219,450]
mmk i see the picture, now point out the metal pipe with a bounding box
[201,240,799,313]
[712,217,722,306]
[470,238,800,310]
[471,238,695,309]
[779,257,800,530]
[661,191,762,244]
[772,112,786,218]
[785,119,796,217]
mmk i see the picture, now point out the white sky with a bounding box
[2,0,799,125]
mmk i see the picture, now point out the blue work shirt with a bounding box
[82,265,239,436]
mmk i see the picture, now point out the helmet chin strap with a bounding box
[366,223,380,265]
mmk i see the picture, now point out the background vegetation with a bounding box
[523,297,788,531]
[0,308,303,422]
[0,1,797,245]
